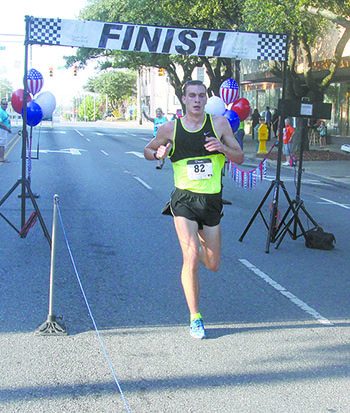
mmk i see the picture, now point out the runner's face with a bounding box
[156,109,162,117]
[182,85,207,115]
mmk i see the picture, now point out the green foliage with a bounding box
[77,94,105,121]
[69,0,245,104]
[68,0,350,103]
[84,70,136,111]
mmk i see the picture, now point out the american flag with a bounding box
[27,68,44,96]
[220,78,239,105]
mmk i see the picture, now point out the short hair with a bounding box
[155,108,163,113]
[182,80,207,96]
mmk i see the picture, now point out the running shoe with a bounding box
[190,318,206,339]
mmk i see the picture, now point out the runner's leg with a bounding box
[198,224,221,272]
[173,216,201,314]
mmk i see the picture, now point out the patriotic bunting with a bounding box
[227,144,275,190]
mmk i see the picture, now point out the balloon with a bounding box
[23,101,43,127]
[35,91,56,119]
[11,89,32,114]
[230,98,251,122]
[223,109,240,133]
[220,78,239,105]
[27,68,44,96]
[205,96,226,116]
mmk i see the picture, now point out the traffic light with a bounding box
[73,65,77,76]
[158,68,165,76]
[49,66,53,77]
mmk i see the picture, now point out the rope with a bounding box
[56,203,131,413]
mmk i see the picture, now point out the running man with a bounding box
[144,80,244,339]
[143,107,168,169]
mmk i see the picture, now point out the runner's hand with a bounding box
[204,136,223,152]
[156,142,171,159]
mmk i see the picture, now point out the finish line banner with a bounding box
[28,17,288,61]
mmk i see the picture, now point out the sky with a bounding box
[0,0,97,106]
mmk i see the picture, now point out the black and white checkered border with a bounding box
[29,18,62,45]
[257,33,287,61]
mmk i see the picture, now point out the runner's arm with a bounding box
[205,116,244,165]
[144,121,174,160]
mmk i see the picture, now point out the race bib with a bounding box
[187,159,213,180]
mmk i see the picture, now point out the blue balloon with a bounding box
[22,101,43,127]
[223,109,240,133]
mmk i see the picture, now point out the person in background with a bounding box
[0,98,11,163]
[272,108,279,139]
[252,108,260,141]
[265,106,272,140]
[235,121,245,150]
[282,118,295,166]
[318,121,327,147]
[143,107,168,169]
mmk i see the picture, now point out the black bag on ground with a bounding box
[305,227,336,250]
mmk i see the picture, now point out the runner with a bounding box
[143,107,168,169]
[144,80,244,339]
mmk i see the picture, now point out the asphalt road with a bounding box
[0,123,349,412]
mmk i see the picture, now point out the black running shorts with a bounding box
[166,188,223,229]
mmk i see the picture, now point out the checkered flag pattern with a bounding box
[257,33,287,61]
[29,18,62,45]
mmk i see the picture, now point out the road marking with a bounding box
[39,148,87,155]
[40,130,67,134]
[86,138,91,142]
[101,150,109,156]
[140,137,149,142]
[95,132,104,136]
[4,132,22,157]
[239,259,333,326]
[264,175,330,186]
[74,129,84,136]
[319,197,350,210]
[133,176,152,189]
[126,151,144,158]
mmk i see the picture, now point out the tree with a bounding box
[241,0,350,101]
[65,0,245,110]
[84,70,136,116]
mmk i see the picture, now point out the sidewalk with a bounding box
[242,134,350,187]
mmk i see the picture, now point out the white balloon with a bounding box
[34,91,56,119]
[205,96,226,116]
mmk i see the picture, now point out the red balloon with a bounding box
[11,89,32,114]
[230,98,251,122]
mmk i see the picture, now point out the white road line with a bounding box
[264,175,330,186]
[86,138,91,142]
[239,259,333,326]
[319,197,350,210]
[133,176,152,189]
[74,129,84,136]
[140,137,149,142]
[95,132,104,136]
[101,150,109,156]
[126,151,144,158]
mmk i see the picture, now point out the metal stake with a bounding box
[35,195,67,335]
